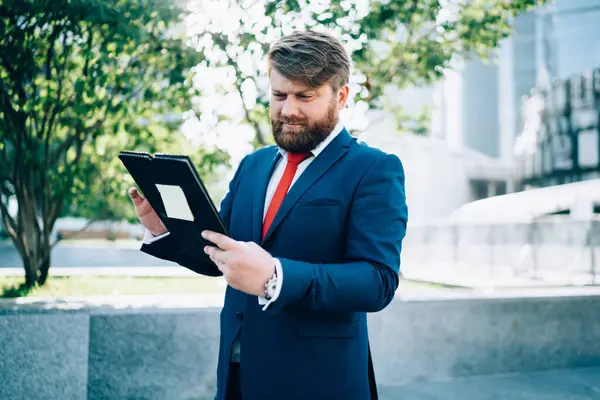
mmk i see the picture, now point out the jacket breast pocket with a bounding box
[291,201,342,223]
[297,320,358,338]
[297,198,342,207]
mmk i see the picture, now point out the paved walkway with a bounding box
[0,240,174,269]
[380,367,600,399]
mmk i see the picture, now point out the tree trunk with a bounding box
[21,251,52,287]
[15,229,53,288]
[37,254,51,286]
[23,258,38,288]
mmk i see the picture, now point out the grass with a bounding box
[0,276,227,298]
[0,275,449,299]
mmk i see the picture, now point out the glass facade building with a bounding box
[512,0,600,189]
[515,69,600,188]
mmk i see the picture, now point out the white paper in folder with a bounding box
[155,184,194,221]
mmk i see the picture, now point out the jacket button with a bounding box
[236,312,243,321]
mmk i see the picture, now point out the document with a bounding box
[155,184,194,221]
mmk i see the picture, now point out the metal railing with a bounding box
[401,217,600,286]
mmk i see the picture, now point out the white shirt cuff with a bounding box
[142,229,170,244]
[258,257,283,311]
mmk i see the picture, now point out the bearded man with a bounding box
[129,29,408,400]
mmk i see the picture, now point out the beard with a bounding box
[270,100,339,153]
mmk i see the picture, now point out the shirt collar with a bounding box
[278,120,345,159]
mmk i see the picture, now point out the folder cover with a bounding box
[118,151,229,271]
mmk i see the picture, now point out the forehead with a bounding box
[269,68,323,94]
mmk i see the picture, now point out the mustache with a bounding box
[278,116,306,125]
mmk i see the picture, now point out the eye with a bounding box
[273,93,286,99]
[298,94,312,100]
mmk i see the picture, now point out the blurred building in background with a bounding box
[362,0,600,223]
[508,0,600,190]
[514,68,600,190]
[378,0,600,286]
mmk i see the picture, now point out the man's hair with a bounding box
[267,30,350,92]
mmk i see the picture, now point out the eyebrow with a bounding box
[272,89,315,96]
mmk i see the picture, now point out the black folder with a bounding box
[118,151,229,271]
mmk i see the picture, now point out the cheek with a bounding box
[270,103,282,118]
[304,103,328,120]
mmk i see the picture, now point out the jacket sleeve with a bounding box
[139,155,248,277]
[266,153,408,313]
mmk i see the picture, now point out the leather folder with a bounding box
[118,151,229,270]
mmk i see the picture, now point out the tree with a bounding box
[0,0,227,287]
[184,0,546,140]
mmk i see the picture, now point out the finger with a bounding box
[211,255,227,272]
[210,255,230,275]
[128,187,144,206]
[202,231,240,251]
[204,245,231,264]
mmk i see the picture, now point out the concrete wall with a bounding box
[370,291,600,385]
[2,290,600,400]
[0,313,89,400]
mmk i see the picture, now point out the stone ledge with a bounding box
[3,285,600,315]
[2,288,600,399]
[0,294,225,315]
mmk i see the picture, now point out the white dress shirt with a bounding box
[143,121,345,311]
[257,121,344,309]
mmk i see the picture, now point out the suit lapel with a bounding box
[261,129,354,244]
[251,148,281,243]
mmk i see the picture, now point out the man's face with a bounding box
[269,68,348,153]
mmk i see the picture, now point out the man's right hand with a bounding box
[128,187,168,236]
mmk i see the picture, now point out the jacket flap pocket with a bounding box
[297,320,358,338]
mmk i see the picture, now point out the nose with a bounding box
[281,97,300,118]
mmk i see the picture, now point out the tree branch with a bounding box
[41,32,74,233]
[378,23,442,85]
[225,53,266,146]
[47,196,64,240]
[26,171,42,257]
[42,27,71,143]
[237,78,266,146]
[51,218,96,248]
[0,196,18,239]
[0,68,20,137]
[13,128,25,241]
[0,137,10,173]
[49,135,78,165]
[0,206,27,266]
[45,122,88,231]
[39,24,63,140]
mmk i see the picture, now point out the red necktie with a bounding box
[262,152,311,240]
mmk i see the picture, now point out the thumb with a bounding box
[128,187,144,206]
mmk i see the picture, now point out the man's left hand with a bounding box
[202,230,275,297]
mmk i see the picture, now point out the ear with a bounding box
[336,84,350,110]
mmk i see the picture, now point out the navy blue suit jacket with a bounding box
[141,128,408,400]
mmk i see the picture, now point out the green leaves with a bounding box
[196,0,545,140]
[0,0,226,283]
